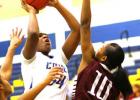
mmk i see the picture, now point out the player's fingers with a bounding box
[20,34,24,41]
[51,67,63,72]
[15,27,18,36]
[12,28,15,35]
[10,29,14,38]
[21,0,26,6]
[10,34,12,40]
[53,76,62,80]
[49,71,64,76]
[17,28,22,37]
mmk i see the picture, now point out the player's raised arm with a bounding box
[0,28,24,81]
[48,0,80,60]
[21,0,39,60]
[18,67,64,100]
[78,0,95,73]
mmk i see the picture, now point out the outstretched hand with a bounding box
[21,0,39,13]
[48,0,59,7]
[9,28,24,50]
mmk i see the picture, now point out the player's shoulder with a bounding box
[87,59,101,70]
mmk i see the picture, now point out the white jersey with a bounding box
[21,49,69,100]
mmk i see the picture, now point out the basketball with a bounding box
[24,0,49,10]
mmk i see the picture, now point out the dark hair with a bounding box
[38,33,47,37]
[103,43,124,70]
[103,43,132,97]
[112,67,133,98]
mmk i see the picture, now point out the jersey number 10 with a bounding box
[88,70,112,100]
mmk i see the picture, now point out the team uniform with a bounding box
[21,49,69,100]
[74,59,120,100]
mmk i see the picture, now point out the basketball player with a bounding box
[73,0,133,100]
[0,28,63,100]
[0,28,24,100]
[21,0,80,99]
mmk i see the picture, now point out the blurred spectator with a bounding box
[128,84,140,100]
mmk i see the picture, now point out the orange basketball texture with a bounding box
[24,0,49,10]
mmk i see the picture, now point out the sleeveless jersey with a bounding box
[74,59,120,100]
[21,49,69,100]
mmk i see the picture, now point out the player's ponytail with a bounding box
[112,66,133,98]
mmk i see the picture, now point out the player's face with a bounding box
[37,33,51,55]
[95,44,108,62]
[0,76,12,96]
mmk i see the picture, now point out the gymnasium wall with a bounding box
[0,0,140,99]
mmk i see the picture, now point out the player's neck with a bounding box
[42,52,53,58]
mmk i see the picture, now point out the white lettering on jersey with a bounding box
[46,62,67,72]
[88,70,112,100]
[45,62,67,89]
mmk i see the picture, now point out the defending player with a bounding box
[73,0,132,99]
[0,28,24,100]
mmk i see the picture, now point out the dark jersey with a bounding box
[74,59,120,100]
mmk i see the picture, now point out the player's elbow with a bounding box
[73,25,80,33]
[81,18,91,28]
